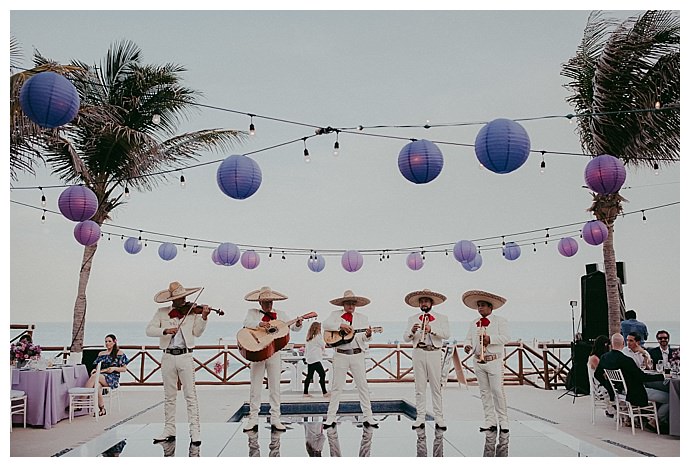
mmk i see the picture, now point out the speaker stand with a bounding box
[558,304,586,403]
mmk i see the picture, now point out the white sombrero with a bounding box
[461,290,507,310]
[244,286,288,302]
[405,289,447,307]
[329,290,370,307]
[154,281,202,303]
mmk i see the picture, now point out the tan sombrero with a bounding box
[462,290,507,310]
[244,286,288,302]
[154,281,202,303]
[330,290,370,307]
[405,289,447,307]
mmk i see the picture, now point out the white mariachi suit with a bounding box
[146,305,208,442]
[464,313,510,429]
[323,310,375,425]
[403,309,450,425]
[243,308,302,425]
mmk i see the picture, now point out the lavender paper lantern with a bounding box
[241,250,260,270]
[158,242,177,261]
[584,154,626,195]
[557,237,579,257]
[582,220,609,246]
[211,248,223,265]
[308,254,326,273]
[217,242,240,266]
[503,242,521,261]
[123,237,142,254]
[19,72,80,128]
[341,250,363,272]
[461,253,483,272]
[406,252,424,270]
[58,185,98,222]
[453,240,477,263]
[73,220,100,246]
[474,118,531,174]
[398,139,444,184]
[217,155,262,200]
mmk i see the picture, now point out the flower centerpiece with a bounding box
[669,347,680,372]
[10,337,41,368]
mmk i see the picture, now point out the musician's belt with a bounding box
[165,348,192,355]
[416,343,439,351]
[336,348,362,355]
[475,354,498,363]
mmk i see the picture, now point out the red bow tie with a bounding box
[476,317,490,327]
[261,311,277,322]
[341,312,353,324]
[169,309,185,319]
[419,313,435,322]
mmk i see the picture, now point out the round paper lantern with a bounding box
[58,185,99,222]
[308,254,326,273]
[341,250,363,272]
[582,220,609,246]
[123,237,142,254]
[73,220,100,246]
[241,250,260,269]
[474,118,531,174]
[19,72,80,128]
[453,240,477,263]
[217,242,240,266]
[557,237,579,257]
[406,252,424,270]
[397,139,444,184]
[211,248,223,265]
[158,242,177,261]
[461,253,483,272]
[503,242,521,261]
[217,155,262,200]
[584,154,626,195]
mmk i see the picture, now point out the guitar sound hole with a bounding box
[339,330,346,336]
[267,327,277,334]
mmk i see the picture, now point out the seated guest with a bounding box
[86,334,128,416]
[648,330,679,368]
[587,335,615,417]
[622,332,652,370]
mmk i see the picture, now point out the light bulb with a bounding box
[180,174,186,188]
[41,211,46,224]
[152,114,161,125]
[653,162,659,175]
[304,155,311,163]
[540,160,546,174]
[124,186,130,198]
[655,101,661,109]
[41,193,46,207]
[333,141,340,157]
[249,123,255,136]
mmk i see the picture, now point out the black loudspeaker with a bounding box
[581,271,608,341]
[82,347,106,374]
[616,261,626,284]
[585,263,598,274]
[567,340,593,395]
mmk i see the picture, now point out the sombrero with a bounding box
[244,286,288,302]
[154,281,202,303]
[405,289,447,307]
[461,290,507,310]
[329,290,370,307]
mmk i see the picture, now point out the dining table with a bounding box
[11,364,89,429]
[668,377,680,437]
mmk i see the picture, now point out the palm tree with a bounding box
[561,10,679,336]
[10,40,246,353]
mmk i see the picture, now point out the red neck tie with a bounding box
[169,309,184,319]
[261,311,277,322]
[476,317,490,327]
[419,313,435,322]
[341,312,353,324]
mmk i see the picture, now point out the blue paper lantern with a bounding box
[557,237,579,257]
[503,242,521,261]
[582,220,609,246]
[58,185,99,222]
[217,242,240,266]
[73,220,100,246]
[123,237,142,254]
[308,254,326,273]
[584,154,626,195]
[217,155,262,200]
[341,250,363,272]
[406,252,424,270]
[241,250,260,269]
[474,118,531,174]
[461,253,483,272]
[19,72,80,128]
[398,139,444,184]
[158,242,177,261]
[453,240,477,263]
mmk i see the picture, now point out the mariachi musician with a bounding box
[241,286,303,433]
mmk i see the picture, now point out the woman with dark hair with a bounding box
[303,322,328,397]
[588,335,610,370]
[85,334,128,415]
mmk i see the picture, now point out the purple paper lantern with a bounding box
[217,155,262,200]
[406,252,424,270]
[398,139,444,184]
[503,242,521,261]
[341,250,363,272]
[461,253,483,272]
[158,242,177,261]
[19,72,80,128]
[453,240,477,263]
[211,248,223,265]
[308,254,326,273]
[58,185,99,222]
[73,220,100,246]
[557,237,579,257]
[241,250,260,270]
[217,242,240,266]
[474,118,531,174]
[582,220,609,246]
[584,154,627,195]
[123,237,142,254]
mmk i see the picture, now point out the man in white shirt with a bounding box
[623,331,652,369]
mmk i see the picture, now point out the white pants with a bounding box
[161,352,201,441]
[248,352,282,423]
[474,358,508,428]
[412,348,444,423]
[325,352,373,423]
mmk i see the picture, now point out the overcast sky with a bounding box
[8,7,681,335]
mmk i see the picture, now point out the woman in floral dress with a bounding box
[85,334,128,415]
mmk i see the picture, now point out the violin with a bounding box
[176,301,225,316]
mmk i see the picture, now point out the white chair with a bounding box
[10,389,27,431]
[587,365,611,424]
[68,361,102,422]
[102,385,121,412]
[604,368,660,435]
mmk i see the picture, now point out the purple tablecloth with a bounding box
[11,364,89,429]
[669,378,680,437]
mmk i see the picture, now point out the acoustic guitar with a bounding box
[237,311,318,362]
[324,326,384,348]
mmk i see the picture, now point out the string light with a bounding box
[269,247,273,258]
[545,228,550,244]
[540,151,546,174]
[333,131,340,157]
[533,243,537,253]
[39,187,46,207]
[183,238,187,250]
[653,162,659,175]
[281,251,286,260]
[655,101,661,109]
[138,230,142,241]
[249,114,256,136]
[180,173,186,188]
[642,210,647,224]
[124,185,130,198]
[303,138,311,163]
[41,209,46,223]
[152,114,161,125]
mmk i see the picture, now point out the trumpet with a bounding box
[478,326,487,362]
[419,313,429,343]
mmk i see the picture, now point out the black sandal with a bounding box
[98,406,107,416]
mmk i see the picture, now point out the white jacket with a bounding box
[146,305,208,349]
[242,308,303,332]
[323,309,371,351]
[403,310,450,348]
[464,313,510,357]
